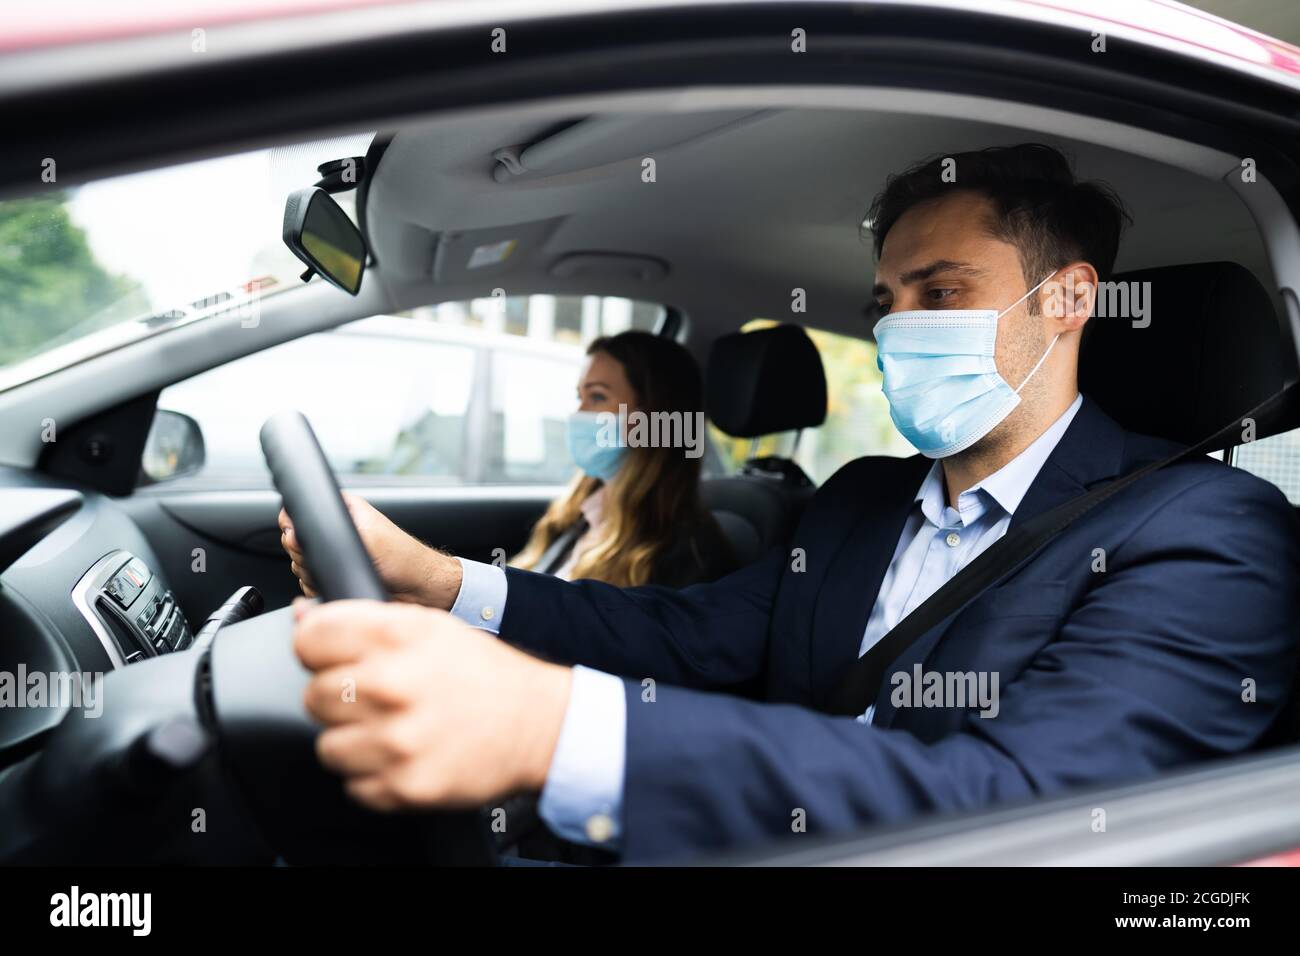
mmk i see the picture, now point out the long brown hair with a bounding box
[513,331,707,587]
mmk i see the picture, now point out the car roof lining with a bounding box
[364,85,1277,348]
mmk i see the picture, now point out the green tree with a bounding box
[0,192,145,365]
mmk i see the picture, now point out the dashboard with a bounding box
[0,465,189,757]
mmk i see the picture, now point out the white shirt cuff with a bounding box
[449,558,506,634]
[538,665,627,851]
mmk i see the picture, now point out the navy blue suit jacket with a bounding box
[499,397,1300,861]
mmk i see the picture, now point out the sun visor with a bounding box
[431,217,565,284]
[491,110,766,182]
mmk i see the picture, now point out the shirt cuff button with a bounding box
[480,606,495,621]
[585,813,614,844]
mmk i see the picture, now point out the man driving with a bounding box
[281,143,1300,862]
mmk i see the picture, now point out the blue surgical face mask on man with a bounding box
[566,410,628,481]
[872,271,1059,458]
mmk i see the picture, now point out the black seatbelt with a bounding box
[826,388,1296,718]
[537,517,589,576]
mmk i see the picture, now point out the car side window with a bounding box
[482,348,585,484]
[708,319,913,484]
[1233,429,1300,504]
[148,295,664,487]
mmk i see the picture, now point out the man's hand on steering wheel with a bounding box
[279,493,462,609]
[293,598,572,811]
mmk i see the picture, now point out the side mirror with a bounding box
[142,409,206,483]
[282,187,366,295]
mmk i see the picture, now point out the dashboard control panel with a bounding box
[72,550,191,668]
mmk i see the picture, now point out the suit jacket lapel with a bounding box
[808,454,931,707]
[869,395,1128,727]
[1009,397,1127,529]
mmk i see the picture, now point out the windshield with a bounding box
[0,131,374,392]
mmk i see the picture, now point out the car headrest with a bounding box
[1079,261,1295,446]
[706,324,828,438]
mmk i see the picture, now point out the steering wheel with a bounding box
[264,416,570,862]
[258,411,387,603]
[214,410,496,863]
[0,412,495,865]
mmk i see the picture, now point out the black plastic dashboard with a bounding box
[0,465,188,758]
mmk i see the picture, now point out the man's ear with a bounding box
[1042,262,1099,330]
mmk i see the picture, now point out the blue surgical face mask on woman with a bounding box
[872,271,1059,458]
[566,410,628,481]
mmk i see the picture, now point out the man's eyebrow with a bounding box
[580,381,612,390]
[872,260,988,297]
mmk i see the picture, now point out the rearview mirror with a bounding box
[283,187,366,295]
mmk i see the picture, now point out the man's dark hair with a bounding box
[865,143,1131,284]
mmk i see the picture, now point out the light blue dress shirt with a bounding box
[451,557,628,846]
[451,393,1083,852]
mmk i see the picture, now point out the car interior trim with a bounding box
[69,550,133,670]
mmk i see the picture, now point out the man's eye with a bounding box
[876,302,892,317]
[927,288,959,304]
